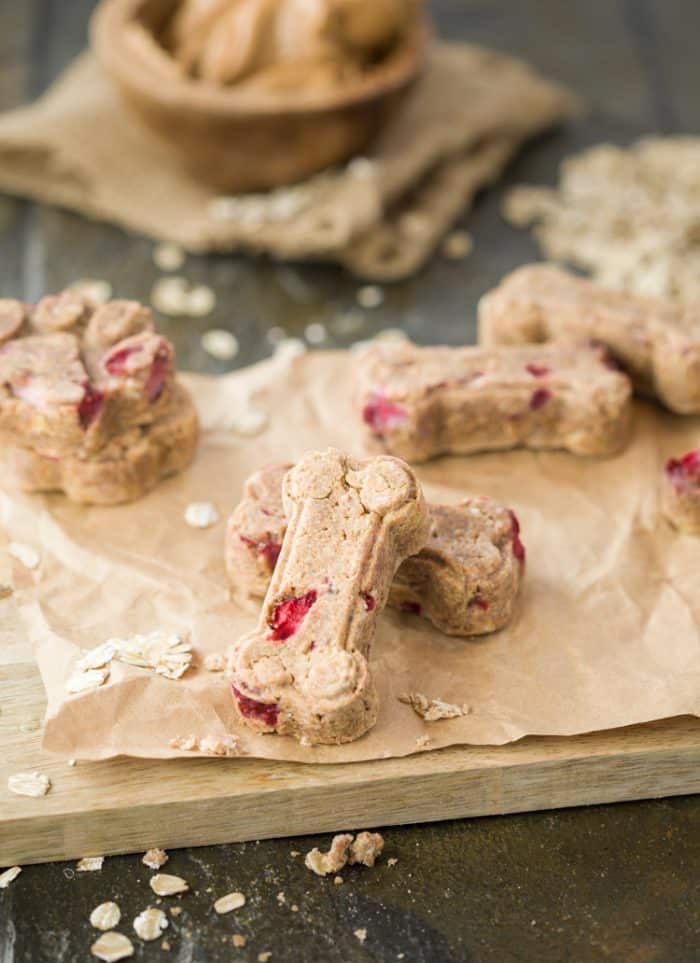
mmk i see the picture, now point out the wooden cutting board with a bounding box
[2,658,699,867]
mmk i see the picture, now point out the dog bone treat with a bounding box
[0,386,199,505]
[227,448,429,744]
[0,294,176,457]
[355,339,632,462]
[227,464,524,636]
[478,263,700,414]
[661,450,700,534]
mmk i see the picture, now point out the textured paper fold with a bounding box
[0,44,575,278]
[1,350,698,764]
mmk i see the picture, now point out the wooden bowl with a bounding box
[91,0,429,192]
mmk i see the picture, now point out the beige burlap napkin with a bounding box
[0,43,576,279]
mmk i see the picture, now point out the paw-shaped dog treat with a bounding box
[0,292,198,503]
[226,449,429,744]
[478,263,700,414]
[227,464,525,637]
[354,339,632,462]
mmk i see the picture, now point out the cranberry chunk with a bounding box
[509,510,526,565]
[232,685,279,727]
[362,392,408,433]
[240,535,282,572]
[525,362,550,378]
[77,381,105,429]
[529,387,552,411]
[268,590,317,642]
[469,595,490,611]
[666,449,700,485]
[400,600,422,616]
[361,591,375,611]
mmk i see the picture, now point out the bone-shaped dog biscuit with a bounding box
[355,339,632,462]
[226,448,429,744]
[478,263,700,414]
[226,464,525,636]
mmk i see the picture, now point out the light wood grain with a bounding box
[1,658,699,866]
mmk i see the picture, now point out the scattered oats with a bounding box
[90,902,121,931]
[502,137,700,302]
[356,285,384,309]
[347,157,377,180]
[416,734,431,749]
[70,279,112,304]
[291,904,299,913]
[349,832,384,868]
[169,906,182,917]
[258,953,272,963]
[333,876,343,885]
[290,851,301,858]
[398,954,405,959]
[266,325,287,345]
[442,230,474,260]
[66,667,110,694]
[150,874,189,896]
[8,771,51,797]
[199,734,240,756]
[151,277,189,316]
[169,734,197,751]
[8,542,40,570]
[0,584,12,600]
[203,653,225,672]
[304,834,353,877]
[77,856,105,872]
[143,849,168,870]
[187,285,216,317]
[232,933,247,947]
[184,501,219,529]
[273,336,306,362]
[354,929,367,944]
[133,907,168,941]
[214,891,246,914]
[229,406,269,437]
[153,242,185,272]
[387,858,398,867]
[161,939,171,951]
[68,758,77,767]
[77,641,118,672]
[276,891,286,904]
[110,630,192,680]
[90,931,134,962]
[0,866,21,888]
[201,328,239,361]
[208,196,241,222]
[399,692,465,721]
[350,327,408,355]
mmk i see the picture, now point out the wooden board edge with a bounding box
[3,740,699,866]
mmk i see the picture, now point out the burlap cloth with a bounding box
[0,44,576,279]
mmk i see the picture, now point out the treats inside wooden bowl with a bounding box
[91,0,429,192]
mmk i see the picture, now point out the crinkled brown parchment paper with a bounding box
[2,349,699,764]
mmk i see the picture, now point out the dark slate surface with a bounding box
[1,1,699,961]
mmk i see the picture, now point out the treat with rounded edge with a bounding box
[0,293,176,457]
[226,463,524,636]
[226,448,429,744]
[0,290,198,503]
[662,449,700,533]
[355,339,632,462]
[0,385,199,505]
[478,263,700,414]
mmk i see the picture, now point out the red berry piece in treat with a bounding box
[525,362,550,378]
[232,685,279,727]
[361,591,375,611]
[666,449,700,486]
[362,392,408,432]
[240,535,282,572]
[77,381,105,429]
[400,600,422,616]
[267,590,318,642]
[508,510,526,564]
[529,387,552,411]
[468,595,490,610]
